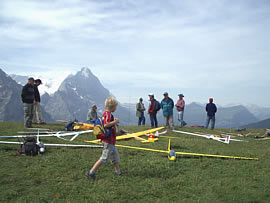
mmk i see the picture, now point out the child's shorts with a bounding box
[99,142,120,164]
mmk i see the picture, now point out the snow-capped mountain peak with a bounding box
[9,71,72,95]
[80,67,92,78]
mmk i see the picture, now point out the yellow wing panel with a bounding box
[84,141,258,160]
[116,127,165,140]
[86,139,101,143]
[141,138,159,143]
[86,127,164,143]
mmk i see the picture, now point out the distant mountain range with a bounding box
[41,67,135,125]
[1,67,270,128]
[241,118,270,129]
[4,67,135,125]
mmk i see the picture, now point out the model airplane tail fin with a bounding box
[168,137,171,151]
[225,136,230,144]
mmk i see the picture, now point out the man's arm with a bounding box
[86,111,91,121]
[136,103,141,112]
[160,100,163,109]
[142,104,145,111]
[21,86,26,102]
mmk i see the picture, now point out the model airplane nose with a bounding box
[168,150,176,161]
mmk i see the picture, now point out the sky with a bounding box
[0,0,270,106]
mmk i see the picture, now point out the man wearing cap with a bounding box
[33,79,46,124]
[21,77,35,128]
[205,98,217,130]
[136,98,146,126]
[160,92,174,130]
[175,94,186,127]
[86,104,98,123]
[148,93,158,128]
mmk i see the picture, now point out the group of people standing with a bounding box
[21,77,46,128]
[136,93,217,130]
[136,92,186,130]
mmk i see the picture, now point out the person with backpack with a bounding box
[175,94,186,127]
[148,93,159,128]
[21,77,35,128]
[205,98,217,130]
[136,98,146,126]
[160,92,174,130]
[86,97,121,180]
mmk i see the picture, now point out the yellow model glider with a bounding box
[85,136,258,160]
[88,127,164,143]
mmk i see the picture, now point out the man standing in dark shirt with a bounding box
[148,93,158,128]
[205,98,217,130]
[21,77,35,128]
[33,79,46,124]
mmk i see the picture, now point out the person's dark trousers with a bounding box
[24,103,34,128]
[205,115,215,130]
[138,112,146,126]
[149,112,158,128]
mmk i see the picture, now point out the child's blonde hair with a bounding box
[105,97,118,109]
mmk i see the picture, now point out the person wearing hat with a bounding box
[86,104,98,123]
[21,77,35,128]
[33,79,46,124]
[148,93,159,128]
[205,98,217,130]
[175,94,186,127]
[160,92,174,130]
[136,98,146,126]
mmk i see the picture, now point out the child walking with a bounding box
[85,97,121,180]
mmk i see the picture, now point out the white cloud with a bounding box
[1,0,270,106]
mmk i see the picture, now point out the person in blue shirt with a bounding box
[160,92,174,130]
[205,98,217,130]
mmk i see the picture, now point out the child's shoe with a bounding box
[85,171,95,181]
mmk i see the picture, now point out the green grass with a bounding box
[0,122,269,202]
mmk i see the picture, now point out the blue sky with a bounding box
[0,0,270,106]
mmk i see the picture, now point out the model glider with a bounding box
[0,130,93,142]
[89,127,165,143]
[85,137,258,160]
[173,130,246,144]
[144,130,167,137]
[0,141,102,148]
[0,129,101,153]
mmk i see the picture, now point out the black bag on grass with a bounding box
[20,137,39,156]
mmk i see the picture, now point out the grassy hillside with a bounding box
[0,122,269,202]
